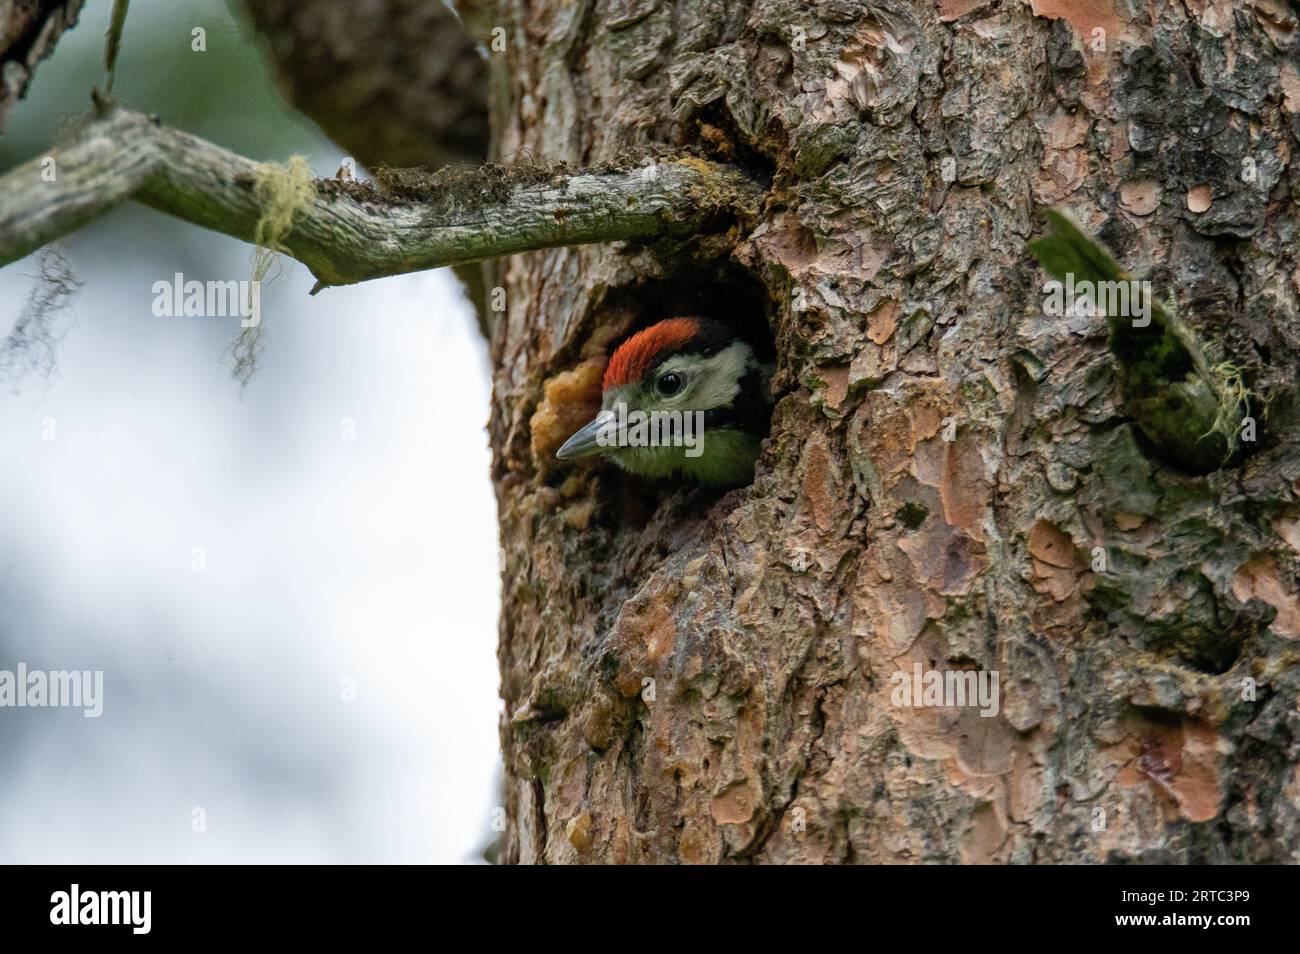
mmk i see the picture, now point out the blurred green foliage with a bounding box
[1,0,321,167]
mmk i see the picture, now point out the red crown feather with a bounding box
[602,317,700,391]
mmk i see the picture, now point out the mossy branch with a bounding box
[0,99,762,289]
[1029,207,1249,474]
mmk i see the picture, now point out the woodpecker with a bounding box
[556,316,773,486]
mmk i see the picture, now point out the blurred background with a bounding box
[0,0,503,862]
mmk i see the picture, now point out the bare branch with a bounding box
[0,102,762,289]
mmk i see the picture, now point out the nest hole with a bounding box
[584,266,777,527]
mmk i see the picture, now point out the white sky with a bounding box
[0,0,504,863]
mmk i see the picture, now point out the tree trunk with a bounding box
[0,0,85,133]
[489,0,1300,864]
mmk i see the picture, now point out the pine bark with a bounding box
[0,0,85,132]
[487,0,1300,864]
[243,0,489,169]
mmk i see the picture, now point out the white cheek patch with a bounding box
[655,341,754,410]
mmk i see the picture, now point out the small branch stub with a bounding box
[1030,208,1249,474]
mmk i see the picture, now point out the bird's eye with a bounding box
[656,372,683,396]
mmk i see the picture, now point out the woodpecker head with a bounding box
[556,316,772,487]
